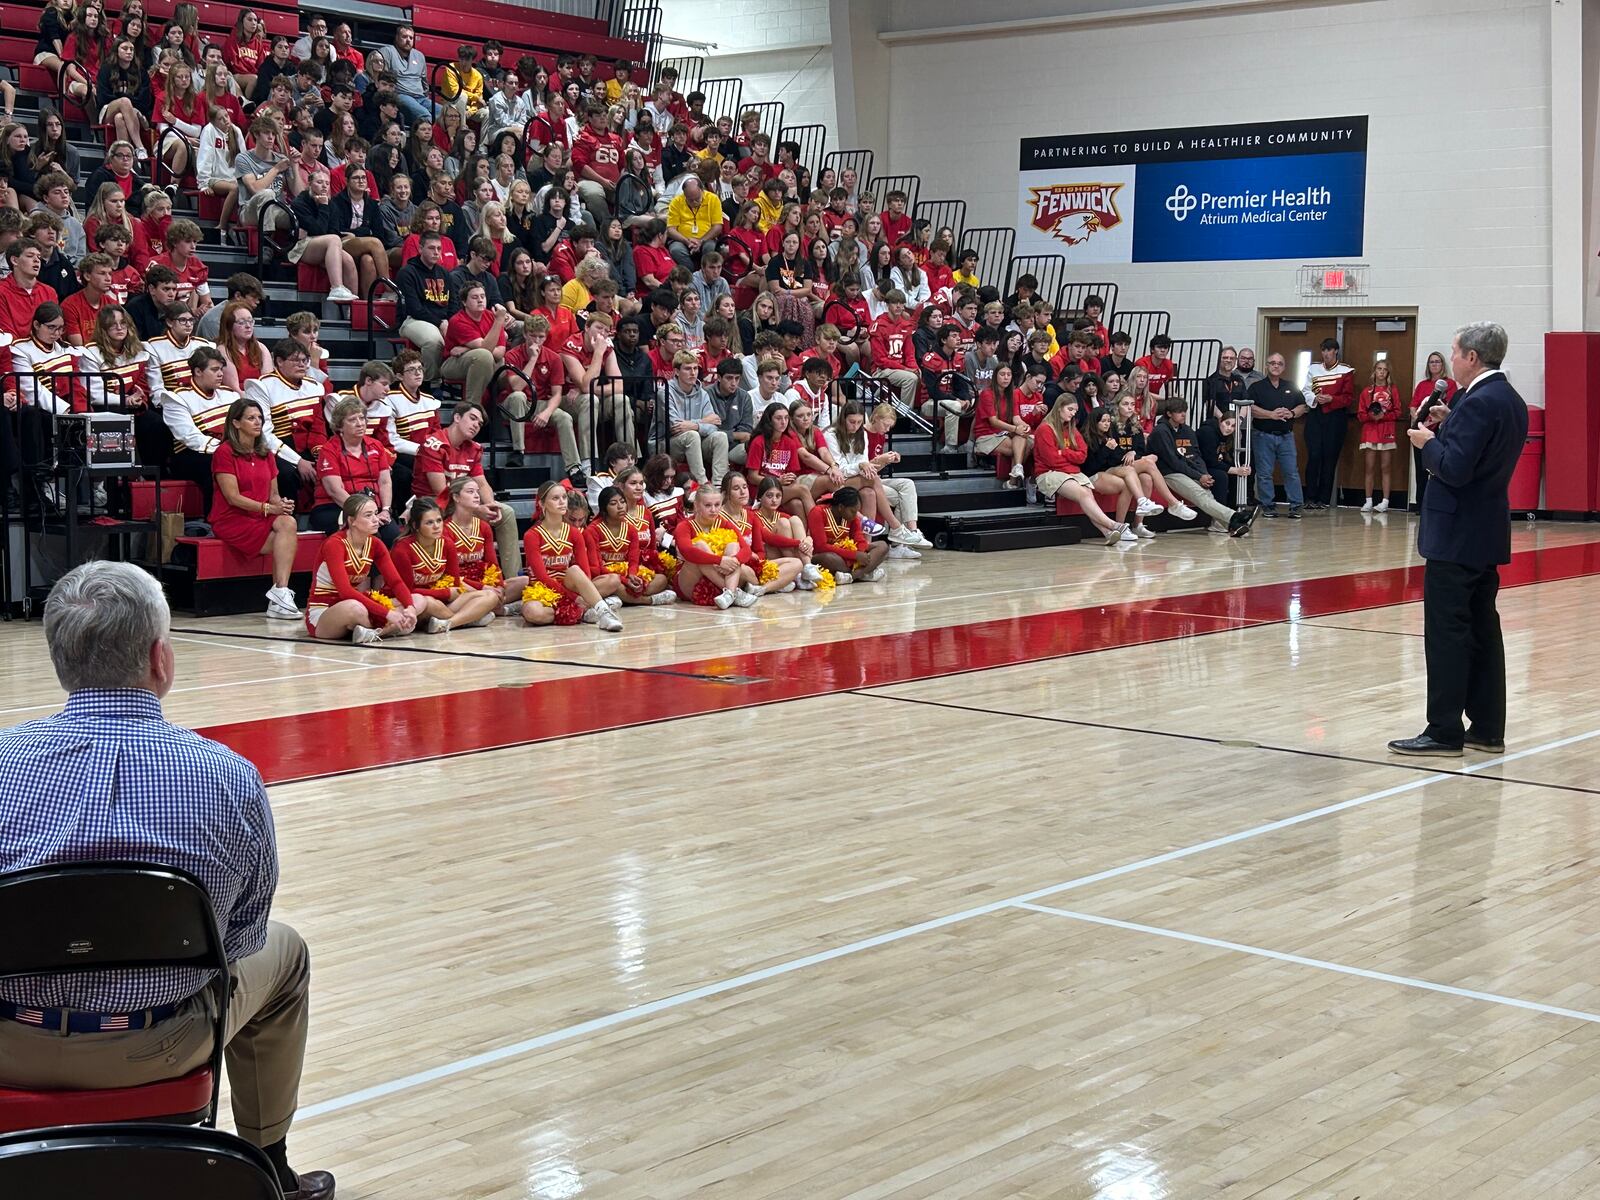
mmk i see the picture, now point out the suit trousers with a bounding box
[0,920,310,1147]
[1423,557,1505,745]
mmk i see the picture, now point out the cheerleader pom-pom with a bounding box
[484,564,504,588]
[370,591,397,610]
[693,527,740,556]
[814,568,836,591]
[758,560,780,585]
[522,582,562,608]
[657,551,678,576]
[691,577,723,607]
[436,575,456,590]
[554,594,585,625]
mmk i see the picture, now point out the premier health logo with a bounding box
[1165,182,1335,226]
[1165,185,1198,222]
[1028,182,1125,247]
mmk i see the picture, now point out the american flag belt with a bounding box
[0,999,183,1034]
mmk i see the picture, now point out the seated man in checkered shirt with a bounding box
[0,562,334,1200]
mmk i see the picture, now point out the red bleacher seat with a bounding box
[296,262,330,294]
[350,300,397,333]
[410,2,641,61]
[177,531,327,581]
[1054,489,1122,519]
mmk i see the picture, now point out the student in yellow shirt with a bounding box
[604,61,634,106]
[560,256,608,314]
[439,45,485,118]
[952,247,980,290]
[754,177,786,233]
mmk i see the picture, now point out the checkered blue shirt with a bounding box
[0,688,278,1012]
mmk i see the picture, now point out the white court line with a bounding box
[169,633,387,670]
[1014,902,1600,1025]
[292,723,1600,1124]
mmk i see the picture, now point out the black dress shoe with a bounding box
[283,1169,336,1200]
[1463,731,1505,753]
[1387,734,1463,757]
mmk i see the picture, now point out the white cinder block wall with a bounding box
[657,0,837,145]
[881,0,1552,402]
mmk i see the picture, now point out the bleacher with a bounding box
[0,0,1213,616]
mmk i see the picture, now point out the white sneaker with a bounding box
[92,482,108,509]
[1360,497,1374,512]
[1120,524,1139,542]
[352,625,383,645]
[854,565,886,582]
[1168,502,1197,521]
[582,604,601,623]
[834,570,854,585]
[778,581,796,592]
[732,587,760,607]
[265,601,302,621]
[887,543,921,560]
[742,582,763,596]
[1135,524,1156,539]
[604,595,623,609]
[327,286,359,302]
[801,563,823,582]
[901,529,933,549]
[1375,498,1389,513]
[470,611,496,627]
[265,585,296,608]
[796,576,817,590]
[652,589,678,605]
[596,607,623,632]
[714,589,736,609]
[1104,522,1126,546]
[1136,497,1164,517]
[1009,463,1025,479]
[426,616,450,634]
[887,525,915,544]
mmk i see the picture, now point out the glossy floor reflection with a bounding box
[4,513,1600,1197]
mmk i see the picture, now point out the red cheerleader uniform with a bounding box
[391,533,463,601]
[806,505,866,566]
[524,522,579,597]
[755,508,801,556]
[306,531,414,635]
[208,441,277,555]
[586,518,642,579]
[720,507,757,564]
[1358,384,1399,449]
[444,515,498,589]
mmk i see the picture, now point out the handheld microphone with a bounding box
[1431,378,1449,399]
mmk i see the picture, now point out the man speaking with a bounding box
[1389,322,1527,757]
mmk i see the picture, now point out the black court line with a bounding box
[168,627,764,685]
[1306,624,1425,639]
[854,692,1600,799]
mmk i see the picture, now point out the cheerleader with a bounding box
[442,475,524,605]
[754,475,823,587]
[209,396,300,619]
[672,484,761,608]
[391,497,501,629]
[745,400,810,515]
[1358,358,1399,512]
[587,485,677,605]
[306,493,426,643]
[1034,393,1125,545]
[723,472,800,593]
[617,465,669,570]
[805,485,888,583]
[521,480,623,630]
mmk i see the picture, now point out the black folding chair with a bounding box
[0,1123,280,1199]
[0,862,229,1133]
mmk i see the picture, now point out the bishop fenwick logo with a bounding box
[1028,182,1124,246]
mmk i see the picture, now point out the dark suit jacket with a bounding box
[1417,372,1528,568]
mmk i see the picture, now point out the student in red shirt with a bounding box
[414,401,521,574]
[1032,386,1124,543]
[880,190,912,246]
[155,218,211,316]
[223,9,271,94]
[61,253,116,346]
[500,312,568,467]
[441,280,508,407]
[570,100,623,227]
[312,392,398,540]
[869,289,919,408]
[974,363,1035,488]
[806,485,888,583]
[632,219,676,299]
[1134,333,1177,403]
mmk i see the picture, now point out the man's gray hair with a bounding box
[1455,322,1508,369]
[43,562,171,692]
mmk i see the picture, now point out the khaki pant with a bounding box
[0,921,309,1147]
[880,476,918,525]
[874,367,918,409]
[440,347,497,407]
[240,188,291,232]
[921,398,968,445]
[671,429,729,486]
[488,498,521,575]
[399,317,445,382]
[510,394,579,468]
[565,391,635,464]
[1164,471,1234,526]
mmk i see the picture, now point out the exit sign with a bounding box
[1322,269,1349,291]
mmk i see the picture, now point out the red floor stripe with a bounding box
[200,542,1600,785]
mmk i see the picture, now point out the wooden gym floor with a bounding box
[4,512,1600,1198]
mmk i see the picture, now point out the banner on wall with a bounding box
[1017,115,1367,264]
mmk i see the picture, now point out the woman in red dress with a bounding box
[391,496,503,629]
[211,396,302,621]
[305,494,424,643]
[521,480,621,629]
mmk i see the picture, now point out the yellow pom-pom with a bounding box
[758,560,780,584]
[692,527,739,555]
[370,591,397,610]
[484,564,503,588]
[657,551,678,574]
[829,540,859,556]
[436,574,456,590]
[814,568,835,591]
[606,562,656,584]
[522,583,561,607]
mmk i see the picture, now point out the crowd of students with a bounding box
[0,3,1461,640]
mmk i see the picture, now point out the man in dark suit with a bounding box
[1389,322,1527,756]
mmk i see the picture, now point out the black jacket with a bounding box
[1417,373,1528,568]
